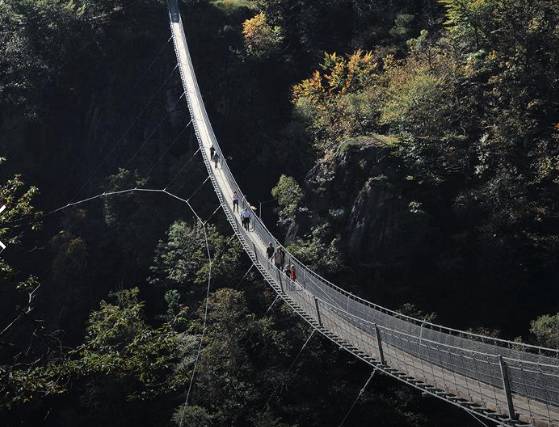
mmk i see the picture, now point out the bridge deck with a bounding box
[168,2,559,425]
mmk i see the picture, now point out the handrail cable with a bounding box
[167,2,559,359]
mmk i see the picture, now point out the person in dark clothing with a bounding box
[241,207,251,230]
[284,264,291,279]
[233,191,239,212]
[266,242,274,260]
[213,152,220,168]
[274,247,285,269]
[210,145,215,160]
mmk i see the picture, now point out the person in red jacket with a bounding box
[290,264,297,282]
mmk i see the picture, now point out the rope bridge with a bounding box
[167,1,559,425]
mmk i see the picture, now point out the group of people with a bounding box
[211,145,297,284]
[267,242,297,283]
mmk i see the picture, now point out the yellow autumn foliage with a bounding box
[242,12,283,58]
[293,50,378,103]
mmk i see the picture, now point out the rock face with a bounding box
[303,136,429,268]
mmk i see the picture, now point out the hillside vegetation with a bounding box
[1,0,558,426]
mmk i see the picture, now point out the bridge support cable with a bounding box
[265,329,317,407]
[125,92,187,168]
[203,204,222,224]
[465,409,492,427]
[266,295,281,314]
[164,147,201,191]
[72,63,180,199]
[67,36,174,194]
[181,175,211,202]
[337,369,377,427]
[180,214,212,425]
[6,145,206,234]
[144,120,193,180]
[167,1,559,425]
[130,36,174,93]
[233,264,255,289]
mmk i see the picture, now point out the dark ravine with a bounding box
[1,0,559,426]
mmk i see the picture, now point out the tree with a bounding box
[172,405,212,427]
[242,12,283,58]
[530,313,559,348]
[271,175,303,226]
[0,160,42,358]
[2,287,190,424]
[102,168,166,279]
[180,288,291,426]
[292,50,381,149]
[149,221,242,298]
[287,224,342,275]
[0,0,83,118]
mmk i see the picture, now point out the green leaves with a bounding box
[271,175,303,225]
[70,288,187,402]
[1,287,188,412]
[0,173,42,245]
[530,313,559,348]
[242,12,284,58]
[180,288,291,426]
[149,221,241,291]
[0,0,83,118]
[292,50,381,151]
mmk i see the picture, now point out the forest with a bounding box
[1,0,559,426]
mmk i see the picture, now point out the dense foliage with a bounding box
[1,0,558,426]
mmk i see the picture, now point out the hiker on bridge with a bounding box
[274,246,285,269]
[290,264,297,282]
[232,191,239,212]
[284,264,291,279]
[266,242,275,260]
[241,207,251,230]
[210,145,215,160]
[213,151,220,168]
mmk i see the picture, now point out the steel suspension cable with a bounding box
[265,329,317,407]
[233,264,255,288]
[3,144,203,232]
[164,147,201,191]
[64,36,173,187]
[465,409,491,427]
[202,204,222,224]
[130,36,173,93]
[124,91,186,168]
[181,175,210,202]
[144,120,192,180]
[337,369,377,427]
[179,215,212,425]
[1,179,219,420]
[72,64,179,199]
[266,295,281,314]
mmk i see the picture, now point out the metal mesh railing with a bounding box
[168,1,559,424]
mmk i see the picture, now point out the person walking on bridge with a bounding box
[241,207,251,230]
[213,151,220,168]
[284,264,291,280]
[274,247,285,270]
[266,242,275,260]
[210,145,215,160]
[233,191,239,212]
[290,264,297,282]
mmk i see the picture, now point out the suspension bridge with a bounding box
[167,1,559,425]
